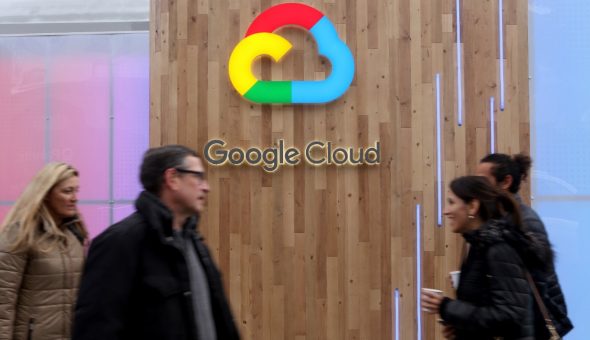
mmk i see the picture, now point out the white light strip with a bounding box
[456,0,464,126]
[490,97,495,153]
[436,74,443,226]
[416,204,422,340]
[498,0,505,111]
[394,288,400,340]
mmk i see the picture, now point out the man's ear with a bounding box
[500,174,513,191]
[162,168,180,191]
[467,199,480,218]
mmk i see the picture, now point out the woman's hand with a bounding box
[442,324,455,339]
[421,290,445,314]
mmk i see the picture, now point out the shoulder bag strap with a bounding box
[525,271,561,339]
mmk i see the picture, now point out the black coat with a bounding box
[72,191,240,340]
[440,220,534,340]
[514,195,573,338]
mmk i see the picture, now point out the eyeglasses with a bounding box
[174,168,206,180]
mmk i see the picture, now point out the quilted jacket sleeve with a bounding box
[440,243,531,332]
[0,235,27,340]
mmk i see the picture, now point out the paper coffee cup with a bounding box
[421,288,443,313]
[422,288,443,296]
[450,271,461,289]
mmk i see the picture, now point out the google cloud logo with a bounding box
[228,3,355,104]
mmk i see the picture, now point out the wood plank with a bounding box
[150,0,530,338]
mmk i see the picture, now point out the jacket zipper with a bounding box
[60,251,68,338]
[27,318,35,340]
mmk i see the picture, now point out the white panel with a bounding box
[0,0,148,24]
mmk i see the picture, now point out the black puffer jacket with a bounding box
[513,195,573,338]
[439,220,534,340]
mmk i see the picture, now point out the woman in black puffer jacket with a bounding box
[422,176,538,339]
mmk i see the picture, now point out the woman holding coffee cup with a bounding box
[422,176,541,339]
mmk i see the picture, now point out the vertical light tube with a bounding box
[436,74,443,226]
[498,0,505,111]
[416,204,422,340]
[490,97,495,153]
[394,288,400,340]
[456,0,464,126]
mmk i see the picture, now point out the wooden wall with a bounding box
[149,0,530,339]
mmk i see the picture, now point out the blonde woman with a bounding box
[0,162,88,340]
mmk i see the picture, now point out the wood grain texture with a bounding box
[150,0,530,338]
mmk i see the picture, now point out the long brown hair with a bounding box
[449,175,523,231]
[0,162,88,253]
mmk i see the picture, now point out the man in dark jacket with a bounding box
[73,145,240,340]
[477,153,573,338]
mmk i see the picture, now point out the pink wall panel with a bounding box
[0,57,46,200]
[1,34,149,239]
[50,54,110,200]
[113,204,135,224]
[78,204,110,239]
[113,53,149,200]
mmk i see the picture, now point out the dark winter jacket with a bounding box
[72,191,240,340]
[439,219,534,340]
[514,195,573,338]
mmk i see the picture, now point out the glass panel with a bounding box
[78,204,110,239]
[531,1,590,339]
[112,34,149,200]
[0,33,148,242]
[0,37,46,201]
[49,35,110,200]
[534,201,589,338]
[531,0,590,197]
[113,204,135,224]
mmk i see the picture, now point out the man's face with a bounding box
[475,162,497,186]
[174,156,210,215]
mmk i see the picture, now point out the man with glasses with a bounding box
[73,145,240,340]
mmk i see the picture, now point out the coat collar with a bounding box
[462,217,547,269]
[513,193,525,205]
[135,191,201,241]
[462,219,506,248]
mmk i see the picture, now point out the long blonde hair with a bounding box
[0,162,88,253]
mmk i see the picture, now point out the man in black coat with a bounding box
[73,145,240,340]
[477,153,573,338]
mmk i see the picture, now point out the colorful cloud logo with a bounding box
[228,3,355,104]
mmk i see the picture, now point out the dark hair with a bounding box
[450,176,523,230]
[140,145,199,194]
[480,153,532,194]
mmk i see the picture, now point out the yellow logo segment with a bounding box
[228,32,293,96]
